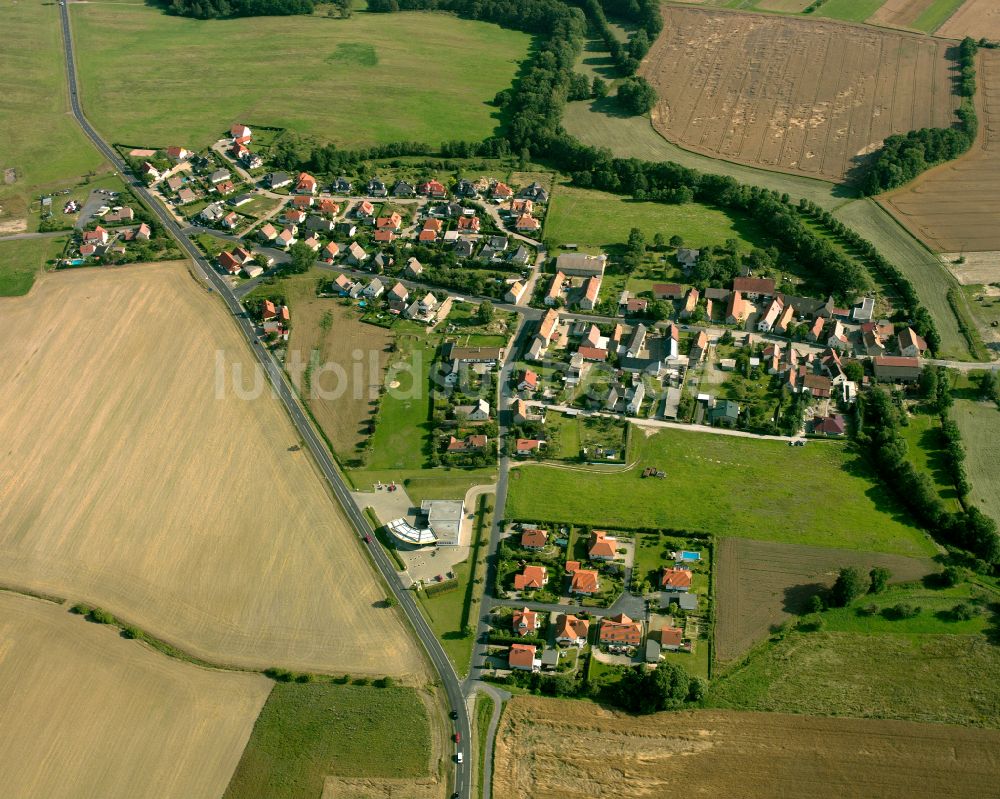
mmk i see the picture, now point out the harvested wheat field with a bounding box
[0,591,270,799]
[883,49,1000,252]
[0,263,422,679]
[942,251,1000,283]
[714,537,937,663]
[494,696,1000,799]
[641,7,960,182]
[938,0,1000,41]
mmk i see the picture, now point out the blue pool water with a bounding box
[679,551,701,561]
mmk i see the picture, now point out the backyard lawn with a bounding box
[544,183,766,251]
[71,3,532,149]
[507,426,936,557]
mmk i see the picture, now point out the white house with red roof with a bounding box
[512,607,540,637]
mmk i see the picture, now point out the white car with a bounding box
[456,752,463,764]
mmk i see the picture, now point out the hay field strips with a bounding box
[883,49,1000,253]
[0,592,270,799]
[493,696,1000,799]
[640,7,959,183]
[70,3,532,149]
[0,263,422,679]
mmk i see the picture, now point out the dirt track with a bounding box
[883,49,1000,253]
[0,263,423,680]
[641,7,959,182]
[0,591,270,799]
[494,696,1000,799]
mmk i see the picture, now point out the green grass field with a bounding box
[0,235,71,296]
[507,426,936,556]
[71,4,532,149]
[954,400,1000,524]
[0,1,106,219]
[912,0,967,31]
[900,412,962,512]
[815,0,886,22]
[474,693,495,799]
[223,682,431,799]
[709,630,1000,728]
[545,183,766,251]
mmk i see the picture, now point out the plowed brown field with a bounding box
[882,50,1000,252]
[0,591,271,799]
[493,696,1000,799]
[0,263,423,680]
[641,7,960,182]
[938,0,1000,41]
[714,537,937,663]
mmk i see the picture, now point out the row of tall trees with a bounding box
[160,0,313,19]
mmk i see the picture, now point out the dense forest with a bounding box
[160,0,314,18]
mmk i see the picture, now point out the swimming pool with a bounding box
[678,551,701,561]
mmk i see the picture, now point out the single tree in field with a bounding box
[831,567,868,607]
[868,566,891,594]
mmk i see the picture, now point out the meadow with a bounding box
[0,263,423,679]
[710,631,1000,728]
[954,399,1000,524]
[0,592,270,799]
[545,183,766,251]
[70,3,532,149]
[0,1,106,225]
[507,426,936,556]
[223,682,433,799]
[0,235,70,296]
[493,696,1000,798]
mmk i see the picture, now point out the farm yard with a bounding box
[0,592,270,799]
[0,263,423,679]
[492,696,1000,798]
[713,538,937,663]
[937,0,1000,41]
[882,49,1000,253]
[70,3,532,149]
[954,399,1000,524]
[640,7,960,183]
[506,425,936,557]
[710,631,1000,729]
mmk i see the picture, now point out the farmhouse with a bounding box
[556,252,607,277]
[545,272,566,306]
[733,276,776,299]
[680,287,699,318]
[508,643,540,672]
[661,567,692,591]
[599,613,643,647]
[512,607,541,637]
[726,291,748,324]
[874,355,922,382]
[454,398,491,422]
[506,281,526,304]
[659,626,684,651]
[898,327,928,357]
[446,434,488,453]
[554,614,589,647]
[579,276,601,310]
[513,565,548,591]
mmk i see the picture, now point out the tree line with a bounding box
[158,0,313,18]
[570,0,661,76]
[863,38,979,195]
[855,385,999,565]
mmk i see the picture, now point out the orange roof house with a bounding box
[512,607,540,637]
[661,567,693,591]
[520,528,548,549]
[419,229,438,242]
[296,172,317,194]
[508,643,539,671]
[554,614,590,646]
[513,565,548,591]
[599,613,642,646]
[423,218,443,232]
[457,215,480,232]
[588,531,618,561]
[491,182,513,199]
[570,569,600,595]
[660,626,684,650]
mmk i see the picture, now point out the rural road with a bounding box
[57,5,472,797]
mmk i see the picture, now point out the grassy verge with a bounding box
[365,507,407,571]
[474,692,496,799]
[223,681,431,799]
